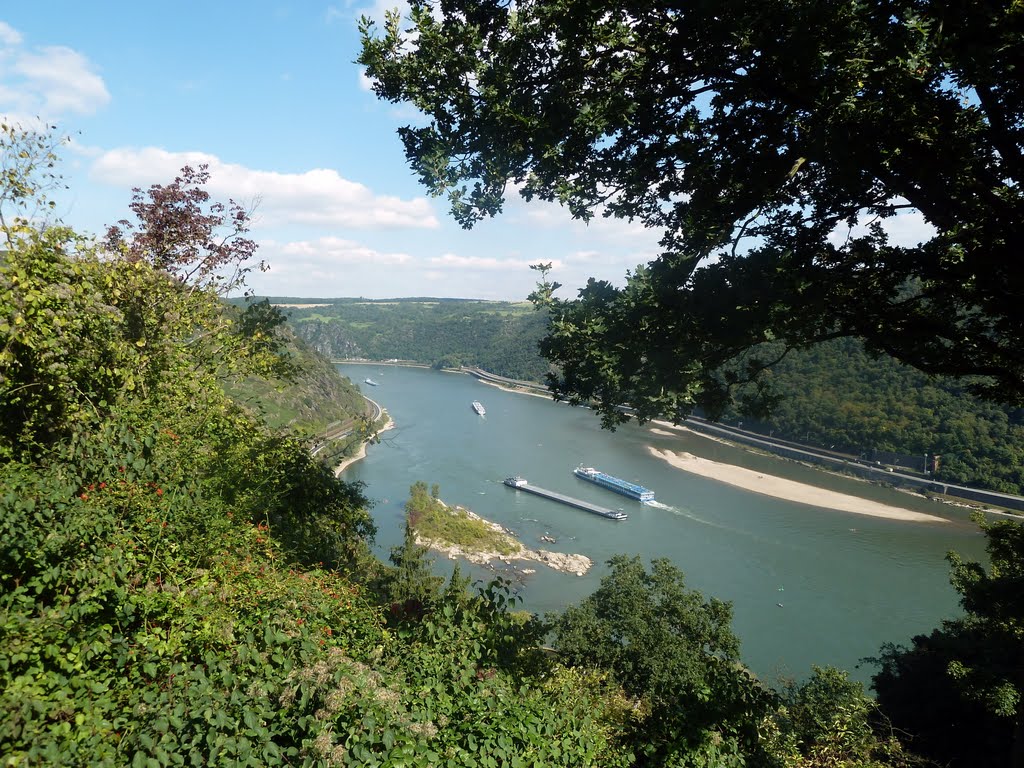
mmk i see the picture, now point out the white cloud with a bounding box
[0,26,109,121]
[350,0,411,27]
[16,46,109,114]
[427,253,559,272]
[0,22,23,46]
[565,250,600,263]
[90,146,440,230]
[828,204,936,249]
[246,235,558,299]
[280,236,412,265]
[879,208,935,247]
[507,186,657,246]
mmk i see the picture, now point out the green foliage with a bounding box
[0,235,297,463]
[551,555,775,766]
[871,516,1024,766]
[406,481,519,557]
[281,579,629,767]
[766,667,917,768]
[0,441,386,767]
[720,337,1024,494]
[360,0,1024,420]
[0,121,67,243]
[284,297,551,381]
[384,514,445,613]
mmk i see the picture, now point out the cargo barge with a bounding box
[503,476,627,520]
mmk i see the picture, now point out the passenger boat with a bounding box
[472,401,486,416]
[364,378,379,386]
[573,466,654,502]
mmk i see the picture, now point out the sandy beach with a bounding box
[334,418,395,476]
[650,421,734,445]
[477,376,552,400]
[648,447,948,523]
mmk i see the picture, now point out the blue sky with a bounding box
[2,3,932,301]
[0,2,665,300]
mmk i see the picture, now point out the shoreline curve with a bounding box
[649,447,949,523]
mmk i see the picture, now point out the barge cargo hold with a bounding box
[503,476,627,520]
[573,466,655,502]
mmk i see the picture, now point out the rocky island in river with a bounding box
[406,483,592,576]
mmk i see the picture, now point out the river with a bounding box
[336,363,986,684]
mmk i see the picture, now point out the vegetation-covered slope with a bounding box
[5,123,1022,768]
[225,327,369,434]
[280,297,551,382]
[722,338,1024,494]
[280,293,1024,495]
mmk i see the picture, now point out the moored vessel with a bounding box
[573,466,654,502]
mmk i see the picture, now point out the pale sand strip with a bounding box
[648,447,948,523]
[334,419,395,476]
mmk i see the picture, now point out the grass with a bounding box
[414,498,519,556]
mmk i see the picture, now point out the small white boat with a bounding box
[364,378,379,387]
[472,401,486,416]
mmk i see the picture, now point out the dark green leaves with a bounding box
[360,0,1024,418]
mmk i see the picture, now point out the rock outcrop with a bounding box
[414,503,592,576]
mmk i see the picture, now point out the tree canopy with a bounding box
[359,0,1024,424]
[871,514,1024,766]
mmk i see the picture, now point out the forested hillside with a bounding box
[277,295,1024,496]
[279,298,551,381]
[225,328,368,434]
[722,339,1024,495]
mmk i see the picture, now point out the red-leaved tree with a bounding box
[104,164,263,295]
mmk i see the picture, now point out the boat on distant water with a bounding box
[573,466,654,502]
[364,378,379,387]
[472,401,486,416]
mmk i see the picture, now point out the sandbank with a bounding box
[650,420,733,445]
[648,447,948,523]
[477,376,552,400]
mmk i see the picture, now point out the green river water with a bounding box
[336,363,986,684]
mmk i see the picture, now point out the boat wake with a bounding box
[645,500,679,513]
[645,500,738,532]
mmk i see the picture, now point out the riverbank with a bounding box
[334,417,395,476]
[415,501,593,576]
[337,362,980,520]
[648,447,949,523]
